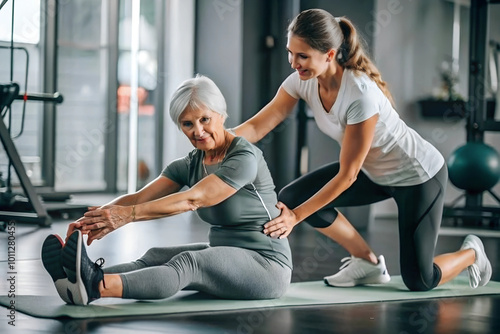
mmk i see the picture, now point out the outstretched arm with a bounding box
[233,87,298,143]
[66,175,181,239]
[264,114,379,238]
[77,174,237,244]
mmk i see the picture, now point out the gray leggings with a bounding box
[278,162,448,292]
[104,243,291,300]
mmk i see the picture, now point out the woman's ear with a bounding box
[326,49,336,62]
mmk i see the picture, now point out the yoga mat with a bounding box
[1,276,499,319]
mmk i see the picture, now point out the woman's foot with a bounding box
[62,230,105,305]
[41,234,72,303]
[460,235,492,288]
[324,255,391,287]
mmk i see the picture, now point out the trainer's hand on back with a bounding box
[263,202,298,239]
[78,205,134,245]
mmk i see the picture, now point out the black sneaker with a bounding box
[41,234,72,304]
[62,230,105,305]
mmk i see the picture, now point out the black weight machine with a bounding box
[0,83,63,227]
[443,0,500,228]
[1,0,86,228]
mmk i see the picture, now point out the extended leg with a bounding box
[119,246,291,300]
[103,243,209,273]
[62,231,291,304]
[100,243,210,298]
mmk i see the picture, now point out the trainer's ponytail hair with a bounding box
[337,17,395,106]
[288,9,395,107]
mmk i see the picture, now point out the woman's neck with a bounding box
[317,63,344,92]
[204,131,233,164]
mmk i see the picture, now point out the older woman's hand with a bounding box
[65,216,89,242]
[77,205,134,245]
[263,202,298,239]
[65,206,103,242]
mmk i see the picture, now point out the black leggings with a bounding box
[278,162,447,291]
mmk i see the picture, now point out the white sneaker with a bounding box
[324,255,391,287]
[460,235,492,288]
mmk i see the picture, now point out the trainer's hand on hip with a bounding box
[78,205,134,245]
[263,202,298,239]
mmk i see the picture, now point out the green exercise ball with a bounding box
[447,142,500,193]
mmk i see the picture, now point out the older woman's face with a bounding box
[179,106,226,151]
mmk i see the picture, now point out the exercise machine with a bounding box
[1,0,86,228]
[444,0,500,227]
[0,83,63,227]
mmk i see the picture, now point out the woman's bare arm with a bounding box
[264,114,379,238]
[233,87,298,143]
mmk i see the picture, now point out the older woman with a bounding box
[41,75,292,305]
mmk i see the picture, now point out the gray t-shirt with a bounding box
[162,137,292,269]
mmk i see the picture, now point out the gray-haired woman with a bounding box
[41,75,292,305]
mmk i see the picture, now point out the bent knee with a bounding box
[404,281,433,292]
[277,185,297,206]
[402,275,439,292]
[402,264,441,292]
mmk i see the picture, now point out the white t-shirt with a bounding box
[281,70,444,186]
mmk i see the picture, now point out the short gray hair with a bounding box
[169,75,228,128]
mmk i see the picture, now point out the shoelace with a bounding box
[338,256,354,271]
[94,258,105,268]
[94,258,106,288]
[468,263,480,289]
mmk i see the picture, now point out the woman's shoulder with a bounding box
[183,148,203,164]
[230,136,256,152]
[342,69,382,101]
[344,70,375,89]
[227,137,262,158]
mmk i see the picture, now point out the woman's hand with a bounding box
[263,202,298,239]
[65,206,106,242]
[65,216,90,242]
[76,205,134,245]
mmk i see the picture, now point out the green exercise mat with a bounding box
[1,275,499,319]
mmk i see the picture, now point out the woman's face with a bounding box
[286,33,331,80]
[179,106,225,151]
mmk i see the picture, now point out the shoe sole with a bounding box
[467,235,492,287]
[41,235,72,304]
[324,272,391,287]
[41,234,65,281]
[62,230,89,305]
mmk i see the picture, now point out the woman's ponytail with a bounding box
[337,17,395,106]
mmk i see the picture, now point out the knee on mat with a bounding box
[402,276,435,292]
[402,264,441,292]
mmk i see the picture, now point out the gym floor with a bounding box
[1,195,499,334]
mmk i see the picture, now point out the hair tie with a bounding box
[337,43,349,65]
